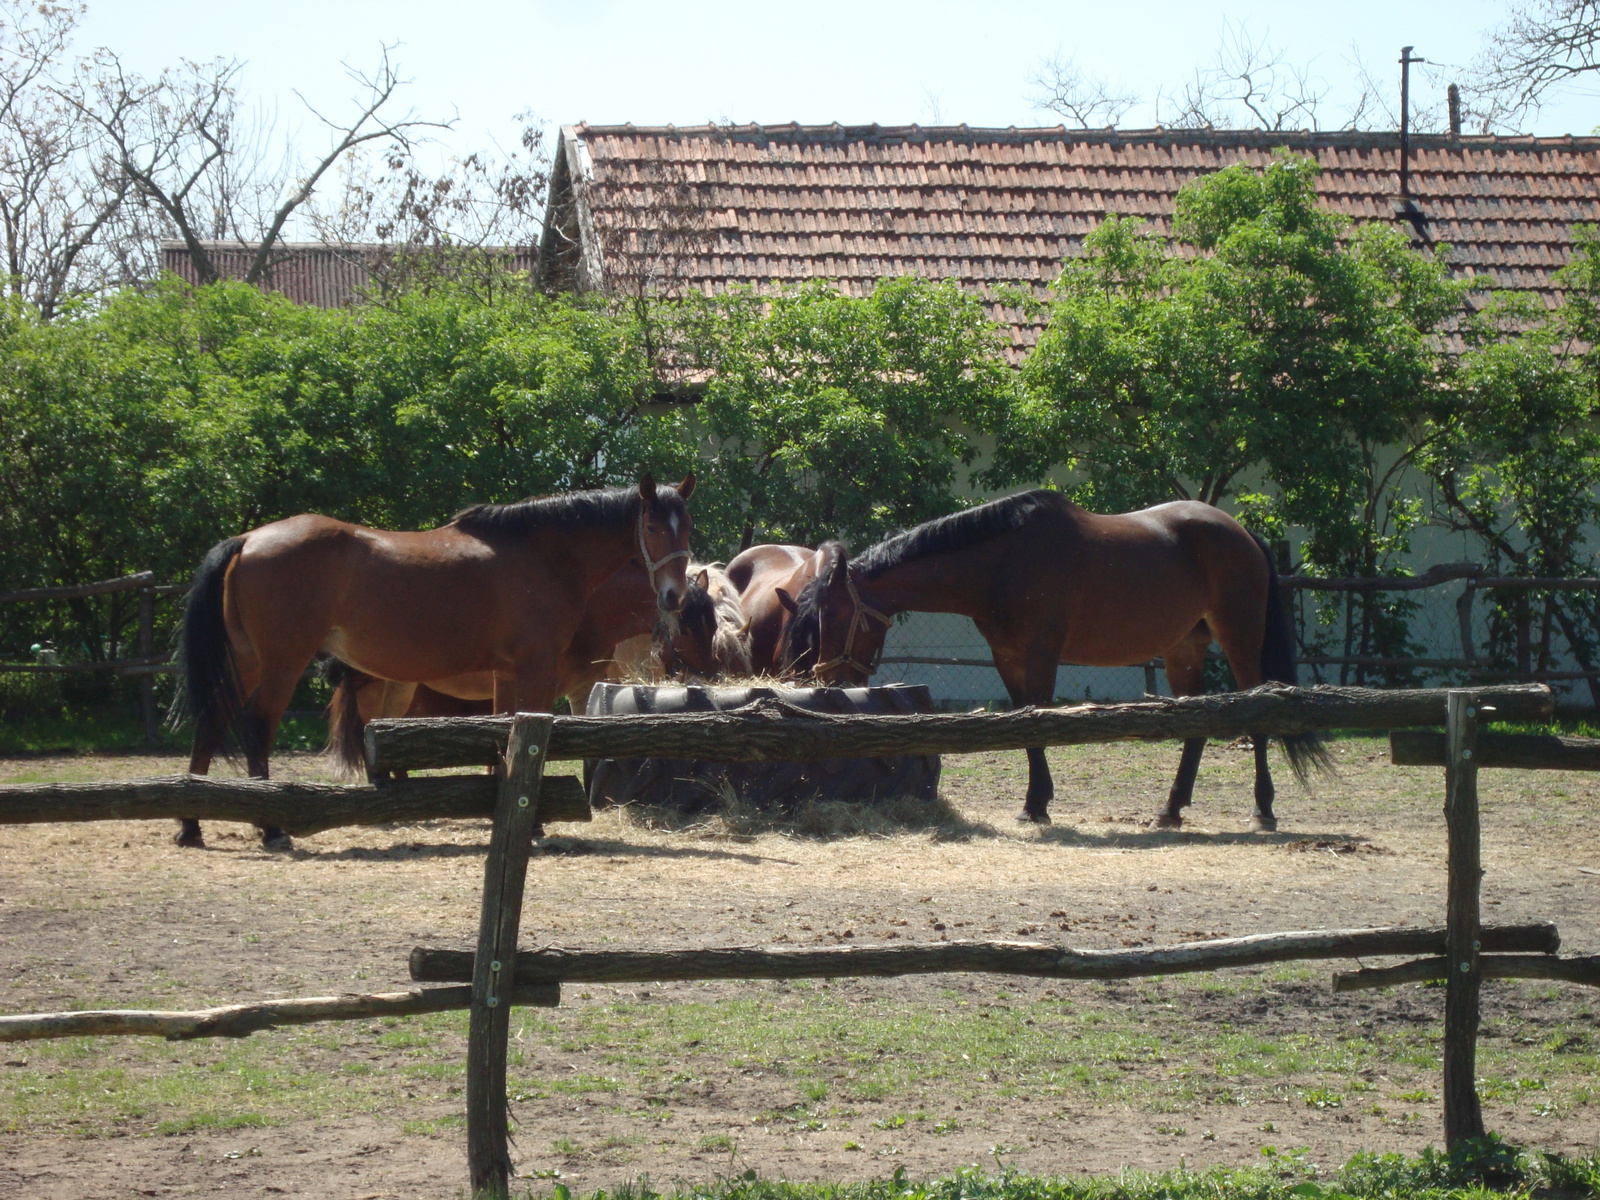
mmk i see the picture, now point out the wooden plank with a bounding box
[366,683,1556,772]
[1282,563,1482,592]
[1444,691,1486,1147]
[0,772,588,833]
[0,984,559,1043]
[409,922,1560,986]
[467,714,552,1200]
[1391,730,1600,771]
[1334,954,1600,992]
[0,571,155,603]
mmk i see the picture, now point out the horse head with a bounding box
[660,563,755,680]
[777,542,887,685]
[636,472,696,613]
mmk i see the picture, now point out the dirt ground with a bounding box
[2,736,1599,1200]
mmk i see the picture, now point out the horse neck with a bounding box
[855,544,996,620]
[546,522,641,600]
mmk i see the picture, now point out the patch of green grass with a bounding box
[514,1143,1600,1199]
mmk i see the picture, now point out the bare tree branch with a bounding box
[72,43,453,289]
[1029,53,1138,128]
[1469,0,1600,129]
[1161,21,1331,131]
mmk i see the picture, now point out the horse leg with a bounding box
[245,666,304,852]
[1156,631,1211,828]
[991,637,1059,824]
[177,738,215,848]
[1208,604,1278,832]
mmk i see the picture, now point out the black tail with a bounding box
[1253,534,1335,784]
[171,537,258,762]
[321,657,372,779]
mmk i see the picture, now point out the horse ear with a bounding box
[695,567,710,589]
[776,588,798,614]
[676,472,696,500]
[638,474,657,505]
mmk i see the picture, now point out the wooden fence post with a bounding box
[466,713,552,1199]
[1444,689,1486,1148]
[137,587,158,746]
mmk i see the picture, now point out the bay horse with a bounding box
[324,561,753,779]
[725,543,827,673]
[174,475,695,849]
[777,490,1330,829]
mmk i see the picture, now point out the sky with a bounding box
[74,0,1599,166]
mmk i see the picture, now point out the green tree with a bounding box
[679,277,1013,556]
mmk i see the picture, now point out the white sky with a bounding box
[76,1,1599,165]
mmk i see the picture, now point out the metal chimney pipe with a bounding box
[1399,46,1426,197]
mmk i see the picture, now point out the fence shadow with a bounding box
[1032,824,1376,851]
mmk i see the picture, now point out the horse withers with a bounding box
[173,475,695,850]
[778,490,1331,830]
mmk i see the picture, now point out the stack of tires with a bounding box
[583,682,941,812]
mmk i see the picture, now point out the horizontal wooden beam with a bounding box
[1390,730,1600,771]
[367,683,1555,772]
[1333,954,1600,992]
[410,923,1560,987]
[0,772,589,833]
[0,983,560,1043]
[0,571,156,603]
[1284,563,1482,592]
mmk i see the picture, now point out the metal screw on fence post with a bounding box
[517,796,529,808]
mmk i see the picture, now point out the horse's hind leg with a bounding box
[1156,631,1211,828]
[244,665,306,852]
[1251,739,1277,832]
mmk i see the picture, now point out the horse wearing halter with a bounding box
[813,569,892,679]
[637,507,690,595]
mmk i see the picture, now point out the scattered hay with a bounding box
[618,781,992,842]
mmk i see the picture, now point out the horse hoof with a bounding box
[174,830,205,849]
[261,831,295,853]
[1153,812,1183,829]
[1016,809,1051,825]
[1249,814,1278,833]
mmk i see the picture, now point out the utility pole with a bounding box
[1399,46,1426,197]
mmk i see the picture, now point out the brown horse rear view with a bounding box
[780,490,1331,829]
[174,475,695,849]
[725,543,826,673]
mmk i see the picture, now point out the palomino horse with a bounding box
[778,490,1329,829]
[725,543,827,673]
[324,561,753,779]
[175,475,695,849]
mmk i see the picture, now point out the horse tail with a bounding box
[321,658,371,779]
[1253,533,1334,784]
[172,536,254,762]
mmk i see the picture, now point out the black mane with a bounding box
[449,486,642,539]
[854,490,1059,579]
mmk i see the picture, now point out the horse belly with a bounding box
[1056,584,1208,668]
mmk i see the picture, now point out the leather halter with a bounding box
[637,508,690,594]
[812,570,892,680]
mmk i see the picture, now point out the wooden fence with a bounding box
[4,682,1600,1197]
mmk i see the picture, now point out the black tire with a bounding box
[583,682,941,812]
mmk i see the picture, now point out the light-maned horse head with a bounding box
[776,541,890,686]
[657,562,754,679]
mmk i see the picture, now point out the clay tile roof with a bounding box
[538,123,1600,363]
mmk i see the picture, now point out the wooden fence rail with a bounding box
[364,682,1555,771]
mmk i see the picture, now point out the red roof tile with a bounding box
[539,123,1600,362]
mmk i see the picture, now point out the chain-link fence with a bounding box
[873,571,1600,711]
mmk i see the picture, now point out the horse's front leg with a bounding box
[991,636,1059,824]
[1156,633,1211,828]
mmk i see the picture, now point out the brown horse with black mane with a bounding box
[778,489,1330,829]
[174,475,695,849]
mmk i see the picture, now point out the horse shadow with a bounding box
[278,833,799,867]
[1031,823,1376,852]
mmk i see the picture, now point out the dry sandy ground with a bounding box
[2,737,1598,1198]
